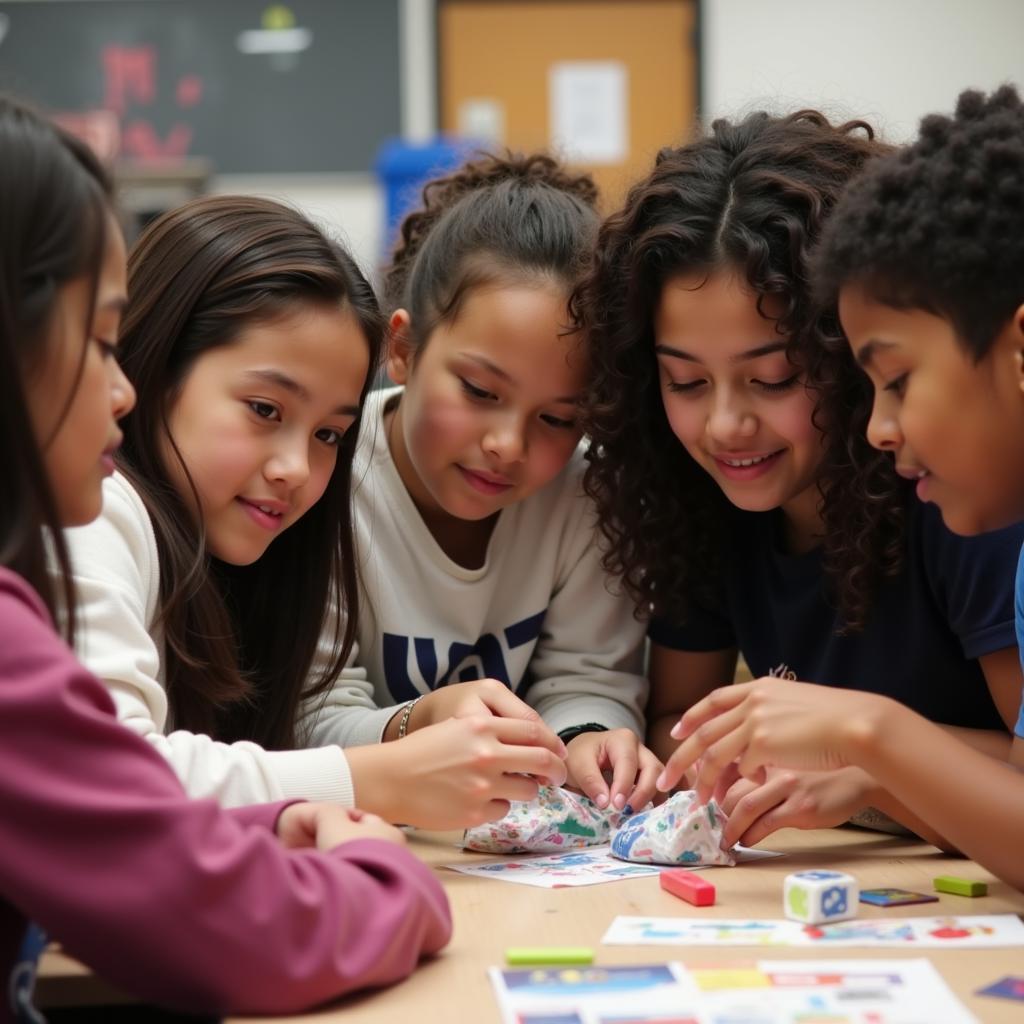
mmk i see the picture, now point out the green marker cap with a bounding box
[504,946,595,965]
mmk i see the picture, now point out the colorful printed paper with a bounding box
[610,790,735,866]
[603,913,1024,948]
[488,960,975,1024]
[463,785,631,854]
[444,843,780,889]
[448,845,662,887]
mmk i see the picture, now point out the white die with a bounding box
[784,870,858,924]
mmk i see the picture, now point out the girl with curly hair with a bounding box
[577,108,1023,850]
[659,86,1024,892]
[311,152,660,822]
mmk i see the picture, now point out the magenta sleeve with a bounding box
[0,570,451,1016]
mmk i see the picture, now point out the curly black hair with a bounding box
[575,109,908,631]
[815,84,1024,360]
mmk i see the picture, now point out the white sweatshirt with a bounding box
[64,472,356,808]
[299,387,648,749]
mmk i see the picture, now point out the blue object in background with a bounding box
[375,137,482,259]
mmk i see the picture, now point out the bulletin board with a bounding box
[0,0,401,173]
[439,0,699,209]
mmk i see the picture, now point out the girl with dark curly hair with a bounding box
[316,152,660,823]
[577,108,1024,851]
[659,86,1024,892]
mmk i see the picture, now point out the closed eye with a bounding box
[459,377,495,401]
[754,374,800,394]
[884,373,908,397]
[666,379,706,394]
[541,413,576,429]
[93,337,119,359]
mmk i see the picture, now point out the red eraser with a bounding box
[660,868,716,906]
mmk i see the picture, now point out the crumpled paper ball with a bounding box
[609,790,735,866]
[463,785,631,853]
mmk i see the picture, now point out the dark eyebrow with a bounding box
[462,352,578,405]
[101,296,127,313]
[855,338,898,369]
[241,368,360,417]
[654,341,787,363]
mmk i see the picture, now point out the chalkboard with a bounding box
[0,0,401,173]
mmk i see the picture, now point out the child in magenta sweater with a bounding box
[0,95,449,1022]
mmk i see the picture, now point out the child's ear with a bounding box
[1013,303,1024,398]
[387,309,414,386]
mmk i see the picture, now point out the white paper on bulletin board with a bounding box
[549,60,628,164]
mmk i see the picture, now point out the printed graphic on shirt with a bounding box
[381,609,546,700]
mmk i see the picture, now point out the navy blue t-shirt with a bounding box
[1013,540,1024,738]
[649,501,1021,730]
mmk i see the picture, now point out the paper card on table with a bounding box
[488,962,698,1024]
[740,959,975,1023]
[602,913,1024,948]
[860,887,939,907]
[445,843,779,889]
[488,959,976,1024]
[976,975,1024,1001]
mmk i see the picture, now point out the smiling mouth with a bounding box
[238,497,286,519]
[457,465,514,494]
[719,453,778,468]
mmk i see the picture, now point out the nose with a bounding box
[483,413,527,465]
[109,358,136,420]
[265,432,311,489]
[865,392,902,452]
[706,387,757,444]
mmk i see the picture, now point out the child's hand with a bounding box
[395,678,558,741]
[347,715,569,830]
[716,764,876,848]
[656,678,890,802]
[276,802,406,852]
[564,729,663,812]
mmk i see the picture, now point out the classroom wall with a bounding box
[210,171,384,285]
[702,0,1024,140]
[17,0,1021,277]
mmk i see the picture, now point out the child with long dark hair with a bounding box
[0,94,448,1021]
[577,109,1023,848]
[310,153,660,818]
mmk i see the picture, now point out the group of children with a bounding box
[3,78,1024,1021]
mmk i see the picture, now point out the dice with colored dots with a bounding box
[784,870,859,924]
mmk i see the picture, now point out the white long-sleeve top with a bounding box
[299,387,648,749]
[64,471,356,808]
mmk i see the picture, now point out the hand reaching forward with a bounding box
[276,802,406,851]
[715,763,878,848]
[564,728,663,812]
[348,715,569,830]
[656,677,892,802]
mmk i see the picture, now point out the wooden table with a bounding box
[38,827,1024,1022]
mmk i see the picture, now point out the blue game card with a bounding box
[976,976,1024,1002]
[859,887,939,907]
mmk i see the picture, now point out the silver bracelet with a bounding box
[397,695,424,739]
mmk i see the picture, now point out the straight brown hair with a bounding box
[117,195,383,747]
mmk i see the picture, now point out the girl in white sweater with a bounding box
[304,154,661,818]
